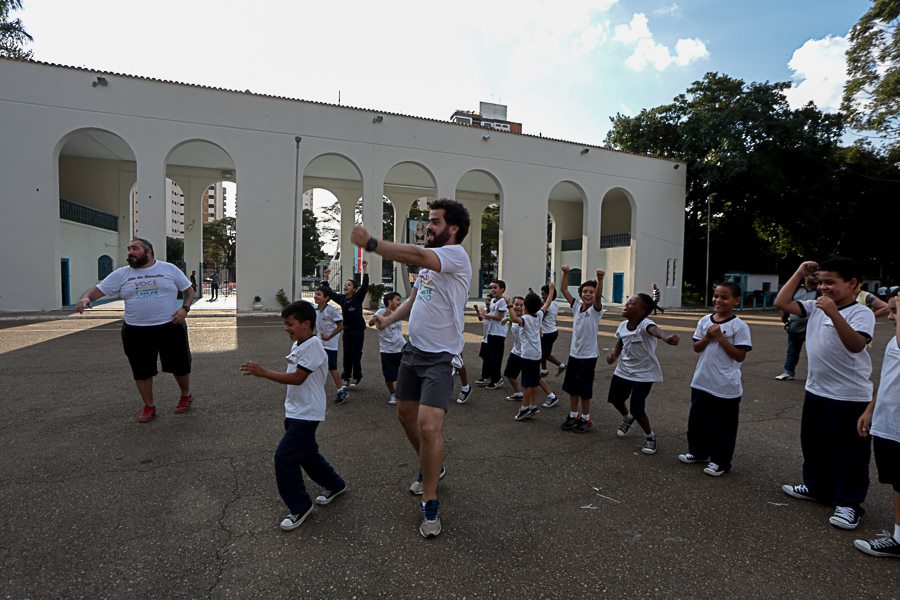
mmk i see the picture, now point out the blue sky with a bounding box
[18,0,871,146]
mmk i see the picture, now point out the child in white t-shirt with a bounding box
[314,287,347,404]
[240,301,347,531]
[678,282,752,476]
[475,280,508,388]
[606,293,680,455]
[775,257,876,531]
[854,296,900,558]
[539,283,566,377]
[508,293,550,421]
[558,265,605,434]
[368,291,406,405]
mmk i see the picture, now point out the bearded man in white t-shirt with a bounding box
[76,238,195,423]
[351,199,471,539]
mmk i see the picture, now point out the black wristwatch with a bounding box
[181,305,191,313]
[365,237,379,252]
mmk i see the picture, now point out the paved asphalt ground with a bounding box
[1,307,897,599]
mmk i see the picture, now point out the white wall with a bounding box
[59,220,120,302]
[0,58,686,312]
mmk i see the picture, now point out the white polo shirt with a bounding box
[520,312,543,361]
[872,336,900,443]
[509,322,523,357]
[97,261,192,326]
[568,298,604,359]
[374,307,406,353]
[541,300,559,334]
[408,244,472,356]
[690,314,753,398]
[613,318,663,382]
[798,299,875,402]
[316,304,342,351]
[284,335,328,421]
[487,297,509,338]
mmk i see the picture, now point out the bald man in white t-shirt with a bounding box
[352,199,471,539]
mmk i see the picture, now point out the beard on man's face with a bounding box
[127,254,150,268]
[424,227,450,248]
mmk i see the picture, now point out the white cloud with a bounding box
[613,12,707,71]
[783,35,849,112]
[653,3,681,17]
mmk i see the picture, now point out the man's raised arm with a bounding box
[351,225,442,272]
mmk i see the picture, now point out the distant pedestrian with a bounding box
[650,283,664,315]
[775,274,817,381]
[210,272,220,301]
[190,270,197,292]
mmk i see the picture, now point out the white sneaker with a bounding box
[774,372,795,381]
[388,394,397,405]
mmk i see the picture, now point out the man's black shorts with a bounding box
[121,322,192,380]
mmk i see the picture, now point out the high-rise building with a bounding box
[131,178,186,238]
[302,189,314,212]
[203,182,227,223]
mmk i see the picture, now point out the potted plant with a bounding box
[275,288,290,308]
[367,284,386,310]
[252,295,263,310]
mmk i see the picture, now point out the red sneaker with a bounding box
[138,405,157,423]
[174,394,193,414]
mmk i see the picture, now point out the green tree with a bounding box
[301,209,326,274]
[605,73,849,289]
[842,0,900,157]
[481,204,499,287]
[0,0,32,59]
[203,217,236,264]
[166,237,184,266]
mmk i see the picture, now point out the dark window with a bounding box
[98,255,113,280]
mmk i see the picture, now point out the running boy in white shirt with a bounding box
[368,291,406,405]
[606,293,680,455]
[854,295,900,557]
[678,282,752,476]
[314,286,347,405]
[240,301,347,531]
[504,296,559,409]
[775,257,876,530]
[558,265,605,434]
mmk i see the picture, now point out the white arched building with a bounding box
[0,58,686,312]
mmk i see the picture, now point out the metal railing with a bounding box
[59,199,118,232]
[600,233,631,248]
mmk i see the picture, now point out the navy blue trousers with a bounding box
[687,387,741,470]
[800,391,870,508]
[341,330,365,381]
[274,418,344,514]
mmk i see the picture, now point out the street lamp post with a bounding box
[704,192,717,307]
[290,136,302,301]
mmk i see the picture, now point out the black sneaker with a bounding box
[474,378,490,385]
[854,532,900,558]
[527,406,541,418]
[782,483,816,501]
[456,387,472,404]
[514,406,531,421]
[703,462,728,477]
[678,452,708,464]
[561,415,578,431]
[279,504,314,531]
[641,435,657,454]
[541,393,558,408]
[556,362,567,376]
[573,416,593,433]
[315,484,347,505]
[486,378,505,390]
[506,392,524,401]
[829,506,864,530]
[616,415,635,437]
[349,377,362,388]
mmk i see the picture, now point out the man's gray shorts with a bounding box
[395,343,454,411]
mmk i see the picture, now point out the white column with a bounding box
[361,173,384,288]
[135,156,167,260]
[467,205,483,298]
[498,186,547,296]
[337,191,358,284]
[583,196,604,299]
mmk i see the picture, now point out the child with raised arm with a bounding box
[678,282,752,476]
[509,292,547,421]
[606,293,680,455]
[314,286,347,405]
[240,301,347,531]
[321,260,369,388]
[540,283,566,378]
[475,280,508,389]
[854,295,900,558]
[775,257,875,530]
[368,291,405,405]
[503,296,559,410]
[558,265,605,434]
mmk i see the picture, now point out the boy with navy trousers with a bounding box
[775,257,875,530]
[240,301,347,531]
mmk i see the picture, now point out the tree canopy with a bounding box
[605,72,900,296]
[0,0,32,59]
[842,0,900,158]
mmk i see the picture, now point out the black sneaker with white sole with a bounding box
[782,483,816,501]
[514,406,531,421]
[541,393,558,408]
[829,506,864,530]
[456,387,472,404]
[703,462,728,477]
[561,415,578,431]
[854,532,900,558]
[315,485,347,505]
[474,378,490,385]
[678,452,708,464]
[486,378,505,389]
[279,504,314,531]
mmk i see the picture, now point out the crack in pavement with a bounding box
[206,456,241,599]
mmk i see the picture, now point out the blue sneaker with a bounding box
[420,499,441,538]
[335,387,349,405]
